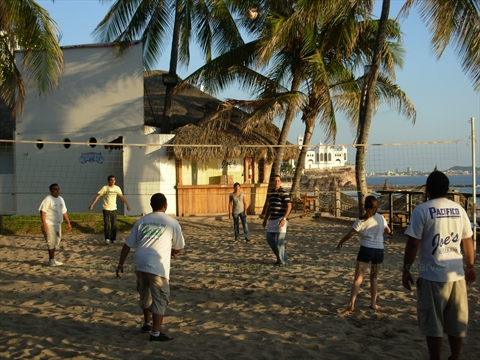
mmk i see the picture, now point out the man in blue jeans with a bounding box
[228,182,251,242]
[262,175,292,266]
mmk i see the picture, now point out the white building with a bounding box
[295,135,347,170]
[1,42,177,216]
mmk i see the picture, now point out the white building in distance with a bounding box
[295,135,347,170]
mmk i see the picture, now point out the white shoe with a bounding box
[111,240,117,244]
[105,239,111,245]
[49,259,63,266]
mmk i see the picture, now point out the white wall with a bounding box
[16,43,144,136]
[123,134,176,216]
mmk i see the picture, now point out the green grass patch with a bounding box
[1,213,139,236]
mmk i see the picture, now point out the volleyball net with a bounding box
[0,138,470,216]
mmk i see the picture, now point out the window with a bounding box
[105,136,123,150]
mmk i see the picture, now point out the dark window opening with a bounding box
[105,136,123,150]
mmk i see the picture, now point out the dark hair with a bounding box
[426,170,449,198]
[107,175,115,181]
[234,182,240,188]
[150,193,167,211]
[362,195,378,219]
[49,183,59,191]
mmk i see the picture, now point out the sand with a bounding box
[1,214,479,359]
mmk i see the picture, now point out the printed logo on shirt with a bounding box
[431,232,460,255]
[428,206,460,219]
[141,223,166,239]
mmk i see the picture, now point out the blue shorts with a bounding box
[356,246,384,264]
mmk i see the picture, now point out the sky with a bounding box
[37,0,480,170]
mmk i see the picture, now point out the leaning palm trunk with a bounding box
[355,0,390,214]
[261,76,302,216]
[290,116,316,197]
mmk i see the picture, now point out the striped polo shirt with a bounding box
[268,187,291,220]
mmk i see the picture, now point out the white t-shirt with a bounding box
[98,185,123,211]
[125,212,185,279]
[38,195,67,225]
[405,197,472,282]
[352,213,388,249]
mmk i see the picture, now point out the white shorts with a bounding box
[42,225,62,249]
[417,277,468,337]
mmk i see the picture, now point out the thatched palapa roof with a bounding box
[167,118,299,162]
[145,70,299,162]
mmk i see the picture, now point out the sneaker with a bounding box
[49,259,63,266]
[141,323,152,333]
[111,240,117,244]
[149,333,174,342]
[105,239,111,245]
[273,262,284,267]
[246,238,252,242]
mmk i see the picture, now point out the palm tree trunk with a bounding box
[355,0,390,214]
[260,76,302,217]
[290,117,315,196]
[161,0,181,134]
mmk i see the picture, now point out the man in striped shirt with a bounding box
[262,175,292,266]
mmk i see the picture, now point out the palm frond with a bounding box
[400,0,480,91]
[1,0,64,114]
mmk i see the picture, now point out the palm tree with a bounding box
[93,0,244,134]
[288,14,416,198]
[281,161,295,182]
[356,0,480,211]
[0,0,64,115]
[186,2,414,195]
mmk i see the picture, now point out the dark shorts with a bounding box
[357,245,384,264]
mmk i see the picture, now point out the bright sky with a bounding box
[38,0,480,168]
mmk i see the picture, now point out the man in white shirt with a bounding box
[403,171,476,360]
[39,183,72,266]
[116,193,185,342]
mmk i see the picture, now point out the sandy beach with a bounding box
[1,214,479,359]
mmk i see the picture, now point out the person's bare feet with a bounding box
[370,304,380,311]
[343,305,354,314]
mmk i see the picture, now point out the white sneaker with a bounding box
[111,240,117,244]
[105,239,111,245]
[49,259,63,266]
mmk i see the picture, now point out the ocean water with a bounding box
[340,174,479,205]
[366,174,480,211]
[366,174,478,191]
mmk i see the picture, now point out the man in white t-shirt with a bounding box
[403,171,476,360]
[39,183,72,266]
[89,175,130,245]
[116,193,185,342]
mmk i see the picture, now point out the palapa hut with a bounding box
[144,71,299,215]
